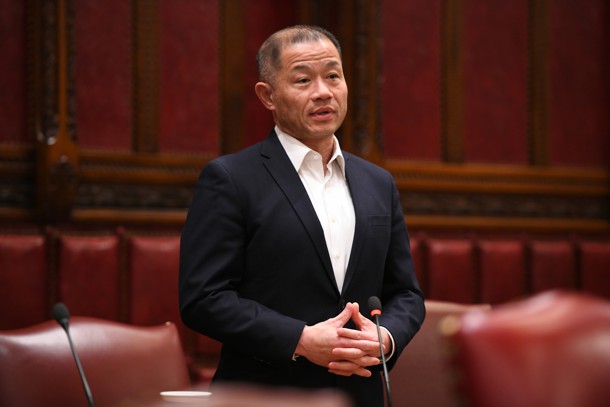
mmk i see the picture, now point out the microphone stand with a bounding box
[54,303,95,407]
[372,313,392,407]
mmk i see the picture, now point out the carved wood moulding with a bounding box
[387,160,610,229]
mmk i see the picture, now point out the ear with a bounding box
[255,82,275,111]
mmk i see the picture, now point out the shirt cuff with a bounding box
[380,326,396,360]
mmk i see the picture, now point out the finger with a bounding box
[332,346,366,359]
[329,368,372,378]
[328,362,373,378]
[330,303,355,326]
[350,306,366,329]
[336,327,364,340]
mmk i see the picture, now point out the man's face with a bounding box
[266,39,348,143]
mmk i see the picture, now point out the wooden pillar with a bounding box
[30,0,79,222]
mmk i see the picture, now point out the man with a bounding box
[180,25,425,407]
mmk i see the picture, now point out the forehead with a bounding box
[279,39,342,71]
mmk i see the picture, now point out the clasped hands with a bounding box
[294,302,389,378]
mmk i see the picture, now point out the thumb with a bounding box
[331,302,355,327]
[350,303,367,330]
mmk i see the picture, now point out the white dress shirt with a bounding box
[276,126,355,292]
[276,127,396,360]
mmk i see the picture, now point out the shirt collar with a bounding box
[275,126,346,176]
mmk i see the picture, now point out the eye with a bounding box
[295,77,310,84]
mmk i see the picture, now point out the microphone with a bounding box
[368,296,392,407]
[53,303,95,407]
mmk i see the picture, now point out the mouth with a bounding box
[310,107,335,120]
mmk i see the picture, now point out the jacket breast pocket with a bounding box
[368,215,390,227]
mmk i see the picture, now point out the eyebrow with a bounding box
[290,60,341,73]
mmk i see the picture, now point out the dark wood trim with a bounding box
[333,0,383,164]
[78,150,209,185]
[387,160,609,196]
[219,0,245,154]
[441,0,464,163]
[132,0,159,153]
[32,0,80,223]
[527,0,550,165]
[407,214,610,233]
[71,208,187,226]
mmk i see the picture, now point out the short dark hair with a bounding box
[256,25,342,83]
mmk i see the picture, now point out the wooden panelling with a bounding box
[0,1,608,231]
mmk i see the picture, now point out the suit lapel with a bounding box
[342,154,367,293]
[260,132,338,291]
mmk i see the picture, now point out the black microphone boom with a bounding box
[368,296,392,407]
[52,303,95,407]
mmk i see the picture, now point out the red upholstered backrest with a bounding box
[409,235,425,292]
[0,317,190,407]
[478,240,526,304]
[128,235,181,326]
[580,241,610,298]
[529,241,577,292]
[0,235,48,328]
[448,291,610,407]
[57,235,120,319]
[426,239,476,303]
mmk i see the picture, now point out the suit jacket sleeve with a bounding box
[179,158,306,365]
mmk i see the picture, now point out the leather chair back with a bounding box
[446,290,610,407]
[0,317,190,407]
[390,300,491,407]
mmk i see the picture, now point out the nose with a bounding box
[312,78,332,100]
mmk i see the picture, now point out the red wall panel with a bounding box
[74,0,132,150]
[462,0,528,164]
[243,0,297,147]
[0,0,26,145]
[548,0,609,168]
[159,0,220,154]
[381,0,441,160]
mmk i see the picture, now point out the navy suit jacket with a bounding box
[179,130,425,407]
